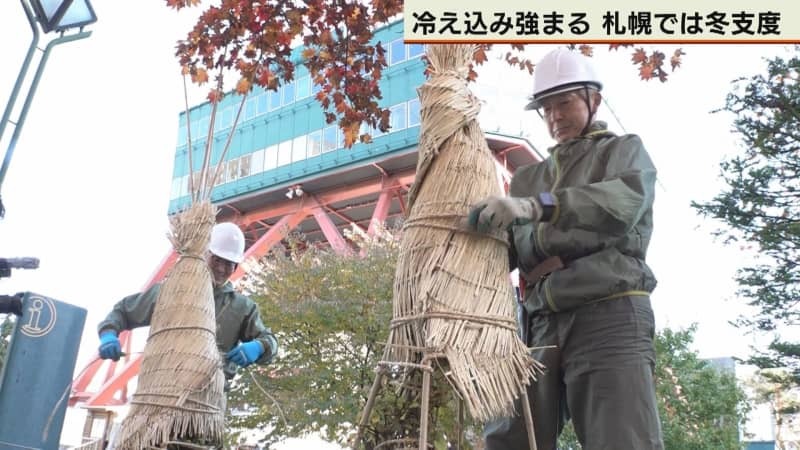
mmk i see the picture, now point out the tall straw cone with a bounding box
[114,200,225,449]
[382,44,543,423]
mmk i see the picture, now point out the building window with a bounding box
[191,172,204,192]
[389,39,406,65]
[250,148,265,174]
[308,130,322,157]
[408,43,425,59]
[264,145,278,170]
[269,89,281,111]
[171,176,183,199]
[245,97,257,121]
[191,120,201,140]
[292,135,307,162]
[390,103,407,131]
[296,75,311,100]
[408,98,421,127]
[277,140,292,166]
[239,154,252,178]
[256,92,269,115]
[282,82,295,106]
[323,126,338,152]
[199,116,210,138]
[227,159,240,182]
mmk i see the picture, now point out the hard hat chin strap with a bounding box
[579,85,597,137]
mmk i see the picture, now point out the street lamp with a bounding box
[0,0,96,217]
[30,0,97,33]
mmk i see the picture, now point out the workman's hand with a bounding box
[98,330,122,361]
[226,341,265,367]
[466,196,542,233]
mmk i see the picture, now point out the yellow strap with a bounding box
[545,285,650,313]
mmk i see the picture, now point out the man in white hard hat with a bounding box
[468,48,664,449]
[96,222,278,446]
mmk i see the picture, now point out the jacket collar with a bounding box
[547,121,614,154]
[214,281,235,295]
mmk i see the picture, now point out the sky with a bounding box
[0,1,794,446]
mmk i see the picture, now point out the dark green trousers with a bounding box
[484,296,664,450]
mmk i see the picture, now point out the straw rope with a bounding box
[113,200,225,449]
[380,44,544,425]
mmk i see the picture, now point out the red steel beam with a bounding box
[323,204,363,232]
[368,181,394,236]
[84,355,143,407]
[230,208,309,281]
[312,207,351,255]
[238,169,416,225]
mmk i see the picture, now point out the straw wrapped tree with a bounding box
[356,44,544,449]
[112,76,248,449]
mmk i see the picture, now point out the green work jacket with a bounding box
[510,121,658,312]
[98,281,278,378]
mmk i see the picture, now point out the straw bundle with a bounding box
[113,200,225,449]
[113,76,246,449]
[381,44,543,423]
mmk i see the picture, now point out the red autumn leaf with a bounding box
[343,123,360,147]
[639,64,654,80]
[473,48,488,65]
[671,48,685,71]
[192,68,209,84]
[236,78,252,95]
[302,48,316,59]
[632,48,648,64]
[578,44,593,57]
[207,89,223,103]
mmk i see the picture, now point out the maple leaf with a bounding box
[302,48,316,59]
[193,67,209,84]
[632,48,648,64]
[639,63,654,80]
[207,89,223,103]
[579,44,593,57]
[236,78,252,95]
[343,122,360,148]
[671,48,685,71]
[473,48,488,65]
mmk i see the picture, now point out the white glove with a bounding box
[467,196,542,233]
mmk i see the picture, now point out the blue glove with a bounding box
[98,330,121,361]
[226,341,264,367]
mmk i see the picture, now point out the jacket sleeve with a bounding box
[550,135,656,236]
[240,300,279,365]
[97,284,161,335]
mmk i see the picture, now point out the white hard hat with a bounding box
[525,48,602,111]
[209,222,245,263]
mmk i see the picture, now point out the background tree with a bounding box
[692,49,800,383]
[0,316,14,374]
[226,225,749,449]
[557,326,750,450]
[746,368,800,449]
[227,227,479,449]
[166,0,684,146]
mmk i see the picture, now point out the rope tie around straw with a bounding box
[390,311,517,332]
